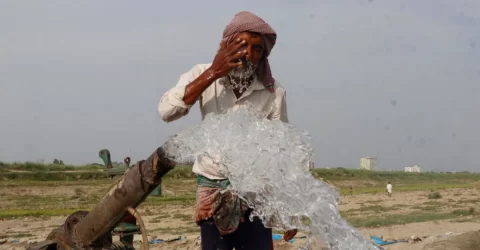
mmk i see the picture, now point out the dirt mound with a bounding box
[423,230,480,250]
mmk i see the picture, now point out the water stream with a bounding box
[162,106,380,250]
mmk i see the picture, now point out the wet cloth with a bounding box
[194,176,249,235]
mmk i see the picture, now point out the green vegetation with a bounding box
[346,205,392,214]
[0,208,89,219]
[2,162,480,186]
[0,233,35,239]
[0,179,112,187]
[150,226,198,235]
[0,171,107,181]
[344,211,479,228]
[0,162,194,181]
[173,213,193,222]
[411,201,444,212]
[311,168,480,183]
[149,214,171,223]
[452,207,475,216]
[428,191,443,199]
[1,162,480,231]
[339,183,478,196]
[144,195,196,205]
[0,161,103,172]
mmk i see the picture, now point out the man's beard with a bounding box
[227,60,257,93]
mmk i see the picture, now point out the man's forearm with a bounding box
[183,68,219,105]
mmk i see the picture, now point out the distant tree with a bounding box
[53,159,60,164]
[59,160,64,165]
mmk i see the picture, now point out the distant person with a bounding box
[349,186,353,196]
[386,182,392,197]
[158,11,294,250]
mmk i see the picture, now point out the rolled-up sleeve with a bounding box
[269,86,289,123]
[158,64,205,122]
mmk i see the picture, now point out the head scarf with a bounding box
[223,11,277,92]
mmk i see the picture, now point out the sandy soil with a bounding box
[0,184,479,250]
[1,215,478,250]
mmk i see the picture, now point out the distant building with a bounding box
[309,161,315,169]
[405,165,421,173]
[360,157,377,171]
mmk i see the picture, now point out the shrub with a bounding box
[428,191,442,199]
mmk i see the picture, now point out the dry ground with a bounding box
[0,180,479,250]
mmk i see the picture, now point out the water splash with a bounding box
[162,106,379,250]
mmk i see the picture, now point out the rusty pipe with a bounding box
[70,146,176,248]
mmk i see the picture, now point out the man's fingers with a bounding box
[229,49,247,61]
[226,39,246,56]
[224,45,247,62]
[218,40,226,52]
[224,56,245,70]
[227,61,243,69]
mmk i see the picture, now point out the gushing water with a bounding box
[162,106,379,250]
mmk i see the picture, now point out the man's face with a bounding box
[235,31,265,65]
[228,32,265,80]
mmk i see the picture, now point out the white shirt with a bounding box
[387,183,392,192]
[158,63,289,180]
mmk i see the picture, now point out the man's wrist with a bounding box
[205,67,221,81]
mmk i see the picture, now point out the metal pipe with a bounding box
[71,146,176,248]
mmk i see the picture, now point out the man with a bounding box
[158,11,295,250]
[386,181,392,197]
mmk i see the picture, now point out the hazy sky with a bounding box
[1,0,479,172]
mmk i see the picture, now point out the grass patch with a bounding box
[0,171,107,181]
[339,183,478,195]
[150,214,171,223]
[144,195,196,205]
[0,163,195,181]
[411,201,444,211]
[0,161,103,172]
[173,213,192,222]
[3,194,98,210]
[2,163,480,186]
[301,216,312,226]
[456,198,480,204]
[411,205,440,212]
[311,168,480,183]
[423,201,443,206]
[346,213,452,228]
[0,179,112,187]
[345,207,479,228]
[0,208,89,219]
[390,204,409,209]
[428,192,442,199]
[452,215,480,223]
[4,233,35,238]
[150,226,198,235]
[366,200,383,204]
[347,205,391,213]
[452,207,475,216]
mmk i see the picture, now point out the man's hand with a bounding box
[209,38,247,79]
[182,39,245,105]
[283,229,298,241]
